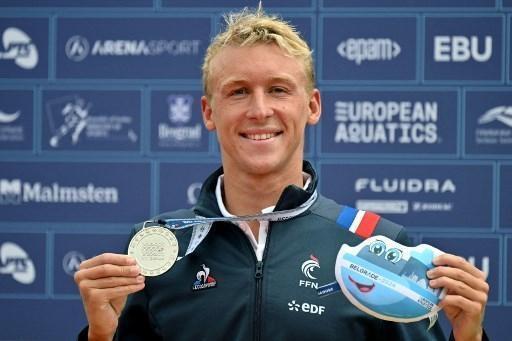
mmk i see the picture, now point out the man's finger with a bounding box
[79,253,136,270]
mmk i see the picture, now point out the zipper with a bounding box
[254,260,264,341]
[252,223,274,341]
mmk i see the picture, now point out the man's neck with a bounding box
[222,169,304,217]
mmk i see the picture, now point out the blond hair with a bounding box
[202,8,314,98]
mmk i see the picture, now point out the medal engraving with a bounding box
[128,226,179,276]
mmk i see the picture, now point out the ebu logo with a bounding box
[425,17,503,81]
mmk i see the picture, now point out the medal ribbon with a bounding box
[161,190,318,256]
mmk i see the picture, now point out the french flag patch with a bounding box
[336,206,380,239]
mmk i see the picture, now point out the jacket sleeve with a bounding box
[114,288,162,340]
[381,318,447,341]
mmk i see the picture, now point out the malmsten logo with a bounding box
[0,179,118,205]
[192,264,217,291]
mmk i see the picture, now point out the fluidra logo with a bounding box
[0,242,36,285]
[334,101,439,144]
[355,178,456,214]
[0,27,38,69]
[65,36,201,61]
[337,38,401,65]
[0,179,118,205]
[475,106,512,146]
[158,95,202,148]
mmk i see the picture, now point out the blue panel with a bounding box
[54,233,129,295]
[0,162,151,223]
[319,163,493,229]
[42,90,141,151]
[320,89,457,155]
[150,90,209,153]
[0,299,85,340]
[56,17,211,79]
[159,162,220,212]
[421,235,500,303]
[0,90,33,150]
[501,166,512,229]
[0,18,48,79]
[321,17,416,81]
[504,0,512,7]
[283,16,313,49]
[425,17,503,81]
[0,233,46,294]
[510,16,512,81]
[322,0,495,7]
[162,0,312,8]
[465,90,512,156]
[507,237,512,303]
[0,0,151,6]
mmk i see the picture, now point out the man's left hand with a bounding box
[428,253,489,341]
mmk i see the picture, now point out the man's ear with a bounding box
[307,89,321,125]
[201,96,216,131]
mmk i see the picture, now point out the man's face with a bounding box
[202,43,321,177]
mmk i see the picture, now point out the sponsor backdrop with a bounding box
[0,1,510,339]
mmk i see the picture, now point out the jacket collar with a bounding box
[193,160,318,217]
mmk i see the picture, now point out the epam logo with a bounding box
[334,101,438,144]
[337,38,401,65]
[0,179,118,204]
[434,36,492,62]
[0,242,35,285]
[0,27,38,69]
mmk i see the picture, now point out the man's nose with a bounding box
[246,90,273,120]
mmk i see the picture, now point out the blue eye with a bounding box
[369,240,386,256]
[385,248,402,263]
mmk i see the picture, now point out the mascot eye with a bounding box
[384,248,402,263]
[369,240,386,256]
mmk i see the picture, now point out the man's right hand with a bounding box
[74,253,145,341]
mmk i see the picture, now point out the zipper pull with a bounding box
[255,261,264,279]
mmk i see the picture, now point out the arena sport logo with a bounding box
[337,38,401,65]
[65,35,90,62]
[65,36,201,62]
[0,178,119,205]
[0,27,38,69]
[62,250,86,276]
[0,242,36,285]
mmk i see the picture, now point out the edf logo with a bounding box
[434,36,492,62]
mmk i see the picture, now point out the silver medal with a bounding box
[128,225,179,277]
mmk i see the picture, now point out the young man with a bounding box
[75,8,488,340]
